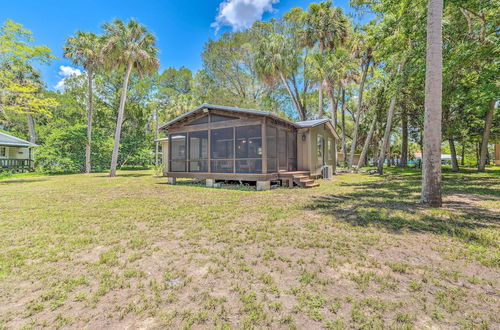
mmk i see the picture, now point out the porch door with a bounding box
[277,128,287,171]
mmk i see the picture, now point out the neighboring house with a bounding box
[0,131,37,172]
[158,104,339,190]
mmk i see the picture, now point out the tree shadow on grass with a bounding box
[93,173,150,178]
[306,172,499,248]
[0,178,48,184]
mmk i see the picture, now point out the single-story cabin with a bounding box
[0,131,36,172]
[158,104,339,190]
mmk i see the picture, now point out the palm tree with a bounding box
[101,19,159,177]
[421,0,443,206]
[303,1,349,117]
[254,32,307,120]
[63,31,101,173]
[348,35,372,168]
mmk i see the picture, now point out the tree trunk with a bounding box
[340,88,347,167]
[280,72,305,121]
[110,60,134,177]
[478,100,496,172]
[327,87,337,128]
[399,108,408,167]
[26,113,36,144]
[318,80,324,116]
[155,107,159,165]
[449,138,459,172]
[357,115,377,169]
[85,66,93,174]
[377,95,397,175]
[461,141,465,165]
[421,0,443,207]
[348,59,369,168]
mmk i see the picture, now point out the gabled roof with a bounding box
[159,103,293,130]
[159,103,340,139]
[0,131,37,147]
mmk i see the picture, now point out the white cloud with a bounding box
[212,0,279,32]
[55,65,82,90]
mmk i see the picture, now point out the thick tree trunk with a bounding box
[348,60,369,168]
[340,88,347,167]
[449,138,459,172]
[26,114,36,144]
[377,95,397,175]
[421,0,443,207]
[85,66,93,174]
[357,115,377,169]
[478,100,496,172]
[110,61,133,177]
[399,108,408,167]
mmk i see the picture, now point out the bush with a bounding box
[35,124,113,173]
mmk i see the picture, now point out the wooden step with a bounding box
[299,178,314,183]
[293,174,309,179]
[305,182,320,188]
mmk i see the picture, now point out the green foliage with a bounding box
[35,124,113,173]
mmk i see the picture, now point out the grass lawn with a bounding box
[0,168,498,329]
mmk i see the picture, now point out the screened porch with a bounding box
[167,120,297,176]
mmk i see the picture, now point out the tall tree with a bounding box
[421,0,443,207]
[101,19,159,177]
[64,31,102,173]
[303,1,349,117]
[348,36,372,168]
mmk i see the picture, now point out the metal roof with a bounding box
[159,104,296,130]
[160,104,336,129]
[0,131,37,147]
[295,118,332,128]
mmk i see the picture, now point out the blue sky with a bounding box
[0,0,362,90]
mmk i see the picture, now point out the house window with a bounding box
[169,133,187,172]
[0,147,6,158]
[266,126,277,173]
[211,128,234,173]
[188,130,208,172]
[288,132,297,171]
[186,115,209,126]
[235,125,262,173]
[317,135,325,166]
[211,114,239,122]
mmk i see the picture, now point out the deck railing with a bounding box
[0,159,34,172]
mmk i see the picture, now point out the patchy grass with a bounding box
[0,167,498,328]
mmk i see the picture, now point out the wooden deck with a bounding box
[0,159,34,172]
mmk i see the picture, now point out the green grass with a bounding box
[0,167,498,328]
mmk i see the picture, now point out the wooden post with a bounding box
[208,115,211,173]
[233,126,236,173]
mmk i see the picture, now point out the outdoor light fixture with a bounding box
[203,108,209,113]
[302,134,306,141]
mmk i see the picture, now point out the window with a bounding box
[236,125,262,158]
[288,132,297,171]
[327,138,333,161]
[317,135,325,166]
[169,133,186,172]
[277,129,287,171]
[186,115,209,126]
[211,128,234,173]
[211,114,239,122]
[189,131,208,172]
[0,147,6,158]
[236,159,262,173]
[266,126,277,173]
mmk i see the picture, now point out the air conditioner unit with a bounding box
[321,165,333,180]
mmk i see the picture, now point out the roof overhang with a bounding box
[0,131,37,147]
[159,104,297,130]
